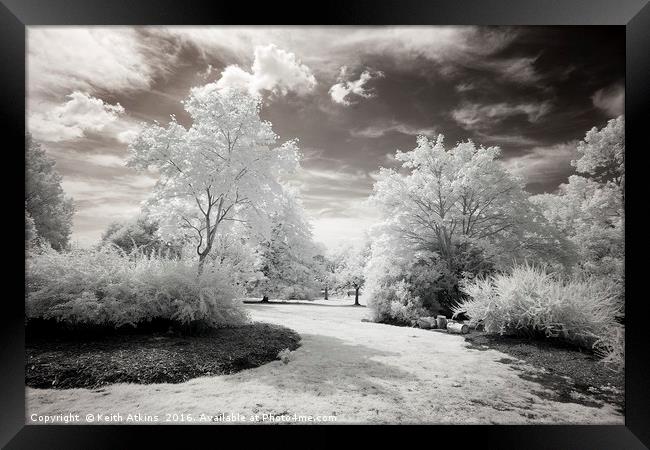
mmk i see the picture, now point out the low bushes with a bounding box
[26,245,249,331]
[455,264,624,369]
[367,280,427,325]
[277,284,319,301]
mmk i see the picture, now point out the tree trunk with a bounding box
[354,287,360,306]
[198,253,207,274]
[324,286,328,300]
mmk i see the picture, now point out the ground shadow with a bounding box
[222,333,412,401]
[463,332,624,413]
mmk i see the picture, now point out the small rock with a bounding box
[277,348,293,364]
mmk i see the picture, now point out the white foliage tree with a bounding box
[333,240,370,305]
[209,223,261,288]
[370,135,550,272]
[127,86,300,271]
[252,192,322,301]
[531,116,624,289]
[25,134,75,251]
[572,115,624,187]
[366,134,564,317]
[313,253,336,300]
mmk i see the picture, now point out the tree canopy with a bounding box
[365,134,570,314]
[531,116,624,285]
[25,134,75,250]
[127,86,300,269]
[573,115,624,187]
[252,192,323,300]
[101,216,184,257]
[369,135,551,271]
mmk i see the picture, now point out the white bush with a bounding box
[278,284,319,301]
[26,245,249,329]
[456,264,624,369]
[367,279,426,324]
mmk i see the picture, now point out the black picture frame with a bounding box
[2,1,648,448]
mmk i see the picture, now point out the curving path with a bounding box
[26,298,623,424]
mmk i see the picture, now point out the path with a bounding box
[26,298,623,424]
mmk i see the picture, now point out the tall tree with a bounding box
[334,242,369,306]
[313,253,336,300]
[370,135,550,272]
[572,115,624,187]
[531,116,624,285]
[25,208,38,250]
[127,86,300,271]
[252,193,322,301]
[25,134,75,250]
[366,134,565,312]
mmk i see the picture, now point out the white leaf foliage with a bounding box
[127,86,301,263]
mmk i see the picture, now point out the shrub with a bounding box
[363,233,494,323]
[367,279,427,325]
[26,245,249,331]
[456,264,624,369]
[278,284,319,301]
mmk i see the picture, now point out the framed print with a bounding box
[2,0,649,447]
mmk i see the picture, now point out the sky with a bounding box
[26,26,624,249]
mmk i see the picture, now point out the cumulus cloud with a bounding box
[28,27,542,101]
[452,101,552,131]
[116,128,142,145]
[592,83,624,117]
[163,27,544,89]
[215,44,316,96]
[329,67,385,106]
[29,91,125,142]
[162,27,512,76]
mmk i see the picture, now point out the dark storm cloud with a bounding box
[27,26,624,246]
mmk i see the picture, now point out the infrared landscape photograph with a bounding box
[24,26,625,425]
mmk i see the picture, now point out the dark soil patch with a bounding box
[463,332,623,413]
[26,322,301,389]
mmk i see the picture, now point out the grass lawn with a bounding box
[26,322,301,389]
